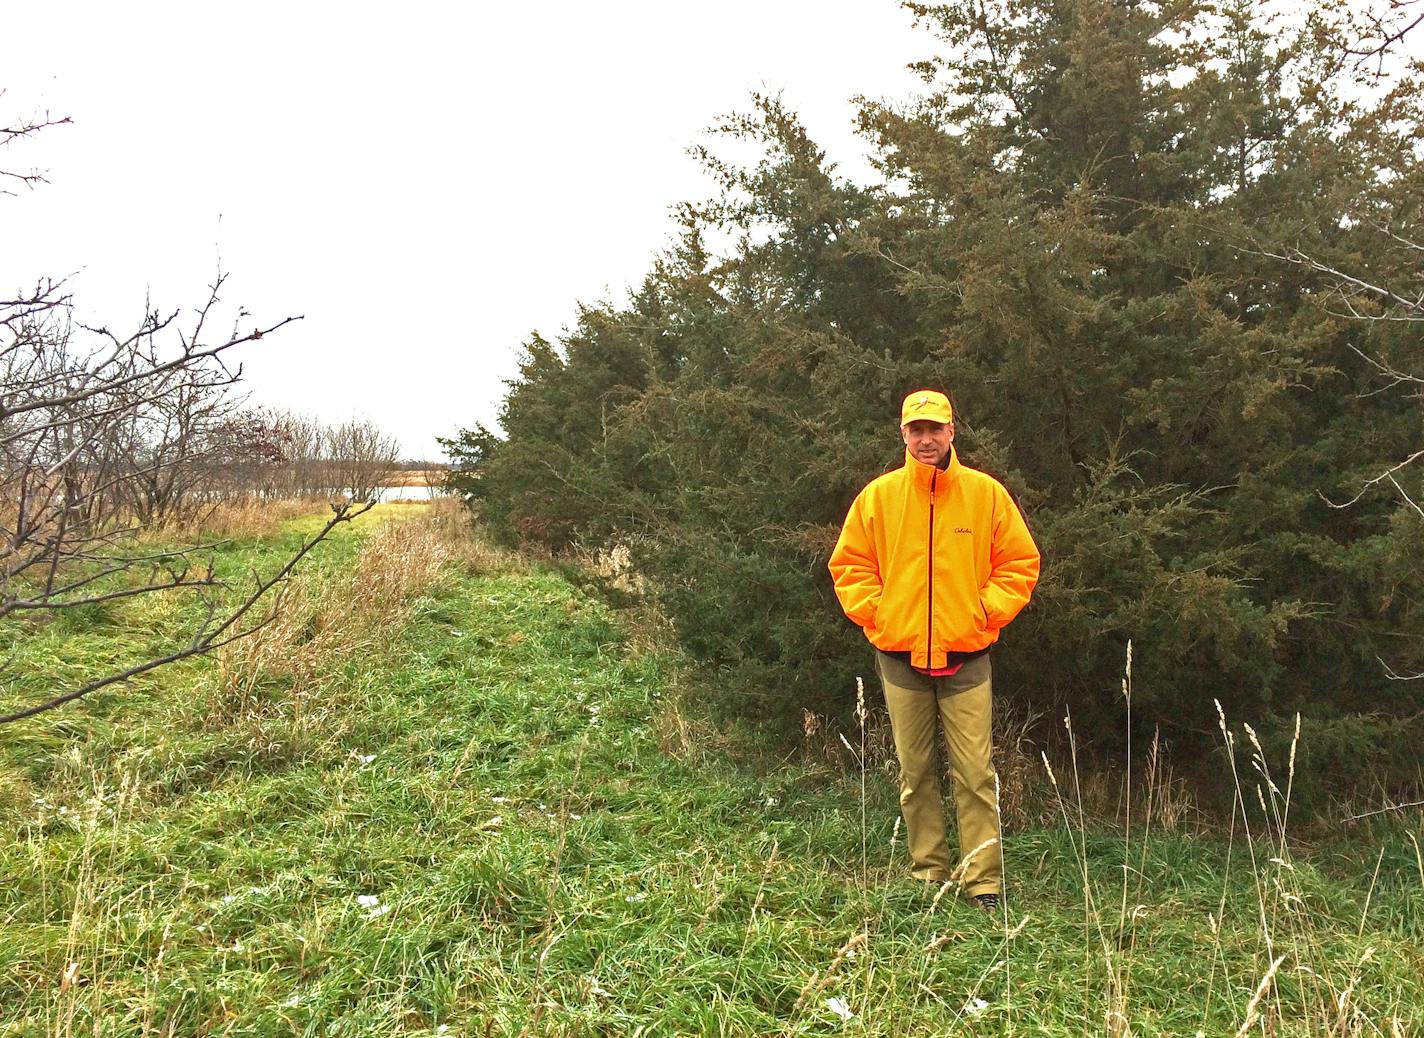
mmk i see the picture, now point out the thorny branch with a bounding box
[0,93,71,194]
[1,272,404,725]
[0,501,375,724]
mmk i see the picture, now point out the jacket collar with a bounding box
[904,445,961,491]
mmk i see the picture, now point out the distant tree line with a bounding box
[193,409,407,511]
[445,0,1423,805]
[4,357,404,532]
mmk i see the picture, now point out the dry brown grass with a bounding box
[417,497,528,575]
[213,509,447,723]
[799,702,900,782]
[569,539,680,663]
[386,468,447,488]
[143,496,332,542]
[653,680,735,763]
[797,690,1037,797]
[993,698,1051,830]
[1031,729,1202,836]
[796,693,1201,835]
[211,500,523,729]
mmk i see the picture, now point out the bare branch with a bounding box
[1340,8,1424,67]
[1349,345,1424,395]
[1341,796,1424,822]
[0,575,220,617]
[0,501,375,724]
[1244,244,1424,319]
[1379,657,1424,682]
[1385,473,1424,520]
[1252,216,1424,689]
[1318,449,1424,510]
[0,102,72,193]
[1,93,385,727]
[0,311,301,422]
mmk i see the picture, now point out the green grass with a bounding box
[2,505,1420,1036]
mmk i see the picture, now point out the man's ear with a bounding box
[947,420,956,441]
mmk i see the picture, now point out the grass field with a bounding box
[2,503,1420,1036]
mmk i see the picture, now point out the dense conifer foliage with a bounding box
[446,0,1423,802]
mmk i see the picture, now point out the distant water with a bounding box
[374,485,443,502]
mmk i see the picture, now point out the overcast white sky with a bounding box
[2,2,930,459]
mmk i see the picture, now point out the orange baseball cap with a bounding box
[900,390,953,427]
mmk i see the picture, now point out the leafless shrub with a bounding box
[422,459,450,495]
[0,102,374,725]
[325,417,400,503]
[269,410,327,497]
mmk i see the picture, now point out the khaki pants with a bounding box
[876,650,1001,897]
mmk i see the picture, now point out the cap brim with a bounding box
[900,412,952,427]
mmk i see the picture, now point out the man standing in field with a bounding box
[828,390,1040,912]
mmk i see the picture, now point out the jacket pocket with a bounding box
[978,589,1007,630]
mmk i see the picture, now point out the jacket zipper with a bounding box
[927,468,936,670]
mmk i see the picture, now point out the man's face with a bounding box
[901,419,955,466]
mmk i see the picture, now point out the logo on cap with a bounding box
[900,389,953,426]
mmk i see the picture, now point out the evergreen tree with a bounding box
[445,0,1423,806]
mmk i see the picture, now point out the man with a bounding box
[828,390,1040,912]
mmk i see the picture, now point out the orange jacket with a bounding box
[828,448,1040,669]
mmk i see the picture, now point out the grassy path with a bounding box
[2,506,1420,1036]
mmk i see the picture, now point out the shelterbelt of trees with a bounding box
[444,0,1424,809]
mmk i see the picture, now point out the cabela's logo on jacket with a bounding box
[828,449,1040,671]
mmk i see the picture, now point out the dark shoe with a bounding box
[972,893,1000,913]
